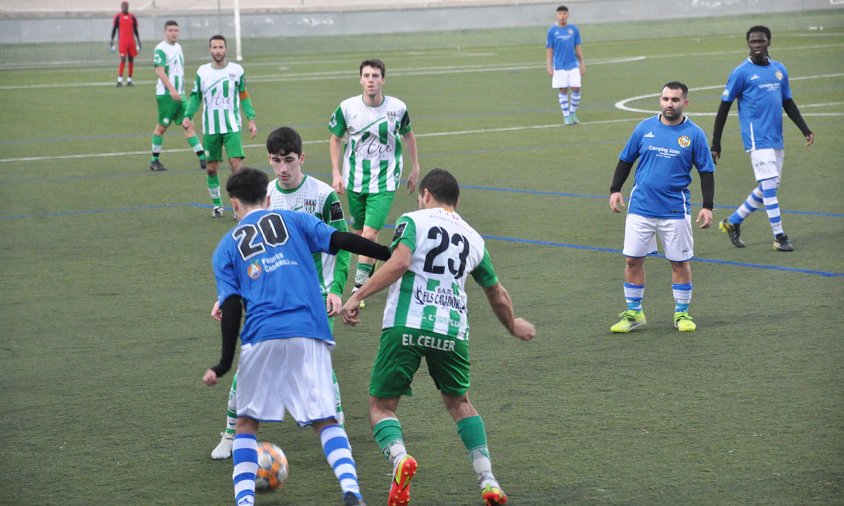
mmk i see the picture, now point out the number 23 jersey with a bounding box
[383,207,498,341]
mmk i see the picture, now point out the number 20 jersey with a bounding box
[383,207,499,341]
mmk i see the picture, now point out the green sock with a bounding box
[373,418,404,459]
[355,262,375,286]
[457,415,488,452]
[207,174,222,206]
[187,135,206,161]
[458,415,497,486]
[151,134,163,162]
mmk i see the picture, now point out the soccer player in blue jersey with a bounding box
[711,26,814,252]
[546,5,585,125]
[202,167,390,506]
[609,82,715,333]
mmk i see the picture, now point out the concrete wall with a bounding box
[1,0,842,44]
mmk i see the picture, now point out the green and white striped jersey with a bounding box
[153,41,184,96]
[189,62,250,135]
[383,207,499,341]
[266,175,350,297]
[328,95,412,194]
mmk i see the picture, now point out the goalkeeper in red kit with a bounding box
[110,1,141,87]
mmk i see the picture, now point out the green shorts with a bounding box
[346,190,396,230]
[156,94,186,128]
[369,327,470,398]
[204,131,245,162]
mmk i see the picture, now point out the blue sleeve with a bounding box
[575,26,582,45]
[546,27,553,49]
[295,212,336,254]
[693,127,716,174]
[721,67,742,103]
[212,236,240,304]
[779,63,793,101]
[619,124,642,164]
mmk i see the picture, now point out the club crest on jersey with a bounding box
[329,201,344,221]
[387,110,402,121]
[677,136,691,148]
[392,222,407,243]
[304,199,317,214]
[775,70,783,80]
[248,260,262,280]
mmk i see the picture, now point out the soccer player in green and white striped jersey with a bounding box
[183,34,257,219]
[329,59,421,306]
[148,20,206,172]
[341,168,536,506]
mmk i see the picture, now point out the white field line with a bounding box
[0,117,644,164]
[614,73,844,115]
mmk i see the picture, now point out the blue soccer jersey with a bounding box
[721,58,792,151]
[619,115,715,219]
[212,209,338,346]
[546,24,581,71]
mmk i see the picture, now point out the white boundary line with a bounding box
[0,117,644,164]
[0,56,646,91]
[614,73,844,116]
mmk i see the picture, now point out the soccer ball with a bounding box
[255,442,289,492]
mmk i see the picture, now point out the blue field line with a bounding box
[460,183,844,218]
[480,234,844,278]
[2,202,841,277]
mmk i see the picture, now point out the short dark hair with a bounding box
[226,167,268,206]
[746,25,771,41]
[663,81,688,98]
[360,59,386,77]
[164,20,178,28]
[419,168,460,207]
[209,34,227,47]
[266,127,303,156]
[557,5,568,12]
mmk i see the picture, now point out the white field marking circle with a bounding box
[614,73,844,116]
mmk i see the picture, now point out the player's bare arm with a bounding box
[326,293,343,317]
[576,45,585,75]
[403,131,421,194]
[696,208,713,229]
[545,47,554,76]
[329,134,345,194]
[341,243,410,325]
[247,119,257,139]
[481,283,536,341]
[609,192,626,213]
[155,66,180,101]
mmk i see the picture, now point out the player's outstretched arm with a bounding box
[341,244,410,326]
[481,283,535,341]
[330,231,390,261]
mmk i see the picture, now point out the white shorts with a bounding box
[552,68,581,89]
[623,213,694,262]
[749,148,784,182]
[236,337,338,426]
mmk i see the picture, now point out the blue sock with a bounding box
[232,434,258,506]
[320,424,361,498]
[623,282,645,311]
[672,283,692,313]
